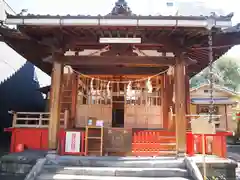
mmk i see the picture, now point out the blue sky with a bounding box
[3,0,240,86]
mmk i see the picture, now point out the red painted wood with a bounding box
[187,132,232,158]
[4,128,85,154]
[132,130,176,156]
[15,144,24,152]
[186,133,194,156]
[5,127,232,158]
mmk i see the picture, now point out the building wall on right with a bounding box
[190,104,236,131]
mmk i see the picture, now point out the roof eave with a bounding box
[5,16,232,29]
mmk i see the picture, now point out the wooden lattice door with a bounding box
[124,76,163,128]
[75,77,113,127]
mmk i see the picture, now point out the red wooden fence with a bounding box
[186,131,232,158]
[5,128,232,158]
[132,130,176,156]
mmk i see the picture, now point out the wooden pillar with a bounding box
[71,73,78,121]
[48,59,63,149]
[224,104,228,130]
[162,74,174,129]
[185,75,191,129]
[162,74,168,129]
[174,54,186,156]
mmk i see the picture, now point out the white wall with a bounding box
[0,0,5,22]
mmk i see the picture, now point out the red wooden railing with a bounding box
[132,130,176,156]
[186,131,232,158]
[4,128,86,155]
[5,127,232,158]
[132,130,232,158]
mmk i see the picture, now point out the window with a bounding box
[197,105,219,114]
[204,90,209,93]
[215,123,220,128]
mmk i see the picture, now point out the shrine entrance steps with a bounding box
[35,156,194,180]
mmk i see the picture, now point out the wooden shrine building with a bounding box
[1,0,240,157]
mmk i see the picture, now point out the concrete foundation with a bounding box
[190,155,237,179]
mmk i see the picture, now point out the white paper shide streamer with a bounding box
[126,81,132,97]
[107,81,111,98]
[146,78,152,93]
[90,78,94,95]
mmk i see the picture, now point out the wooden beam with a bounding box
[174,54,186,156]
[60,56,176,66]
[72,66,169,75]
[48,59,63,149]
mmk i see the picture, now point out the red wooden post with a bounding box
[81,131,85,155]
[59,130,66,155]
[220,135,227,158]
[186,132,194,156]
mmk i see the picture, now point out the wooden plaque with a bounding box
[191,117,216,134]
[104,128,132,152]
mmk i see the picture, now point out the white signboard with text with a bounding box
[65,131,81,153]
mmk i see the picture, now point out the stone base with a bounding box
[190,155,237,179]
[36,156,193,179]
[0,150,47,179]
[176,152,186,158]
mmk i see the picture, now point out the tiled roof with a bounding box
[0,41,26,85]
[223,23,240,33]
[0,41,50,87]
[5,0,234,21]
[190,83,237,95]
[6,13,234,21]
[1,0,239,77]
[7,0,233,20]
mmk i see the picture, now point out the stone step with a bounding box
[39,167,189,178]
[45,160,185,168]
[36,174,192,180]
[47,161,185,168]
[46,156,185,168]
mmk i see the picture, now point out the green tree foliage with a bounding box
[190,56,240,91]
